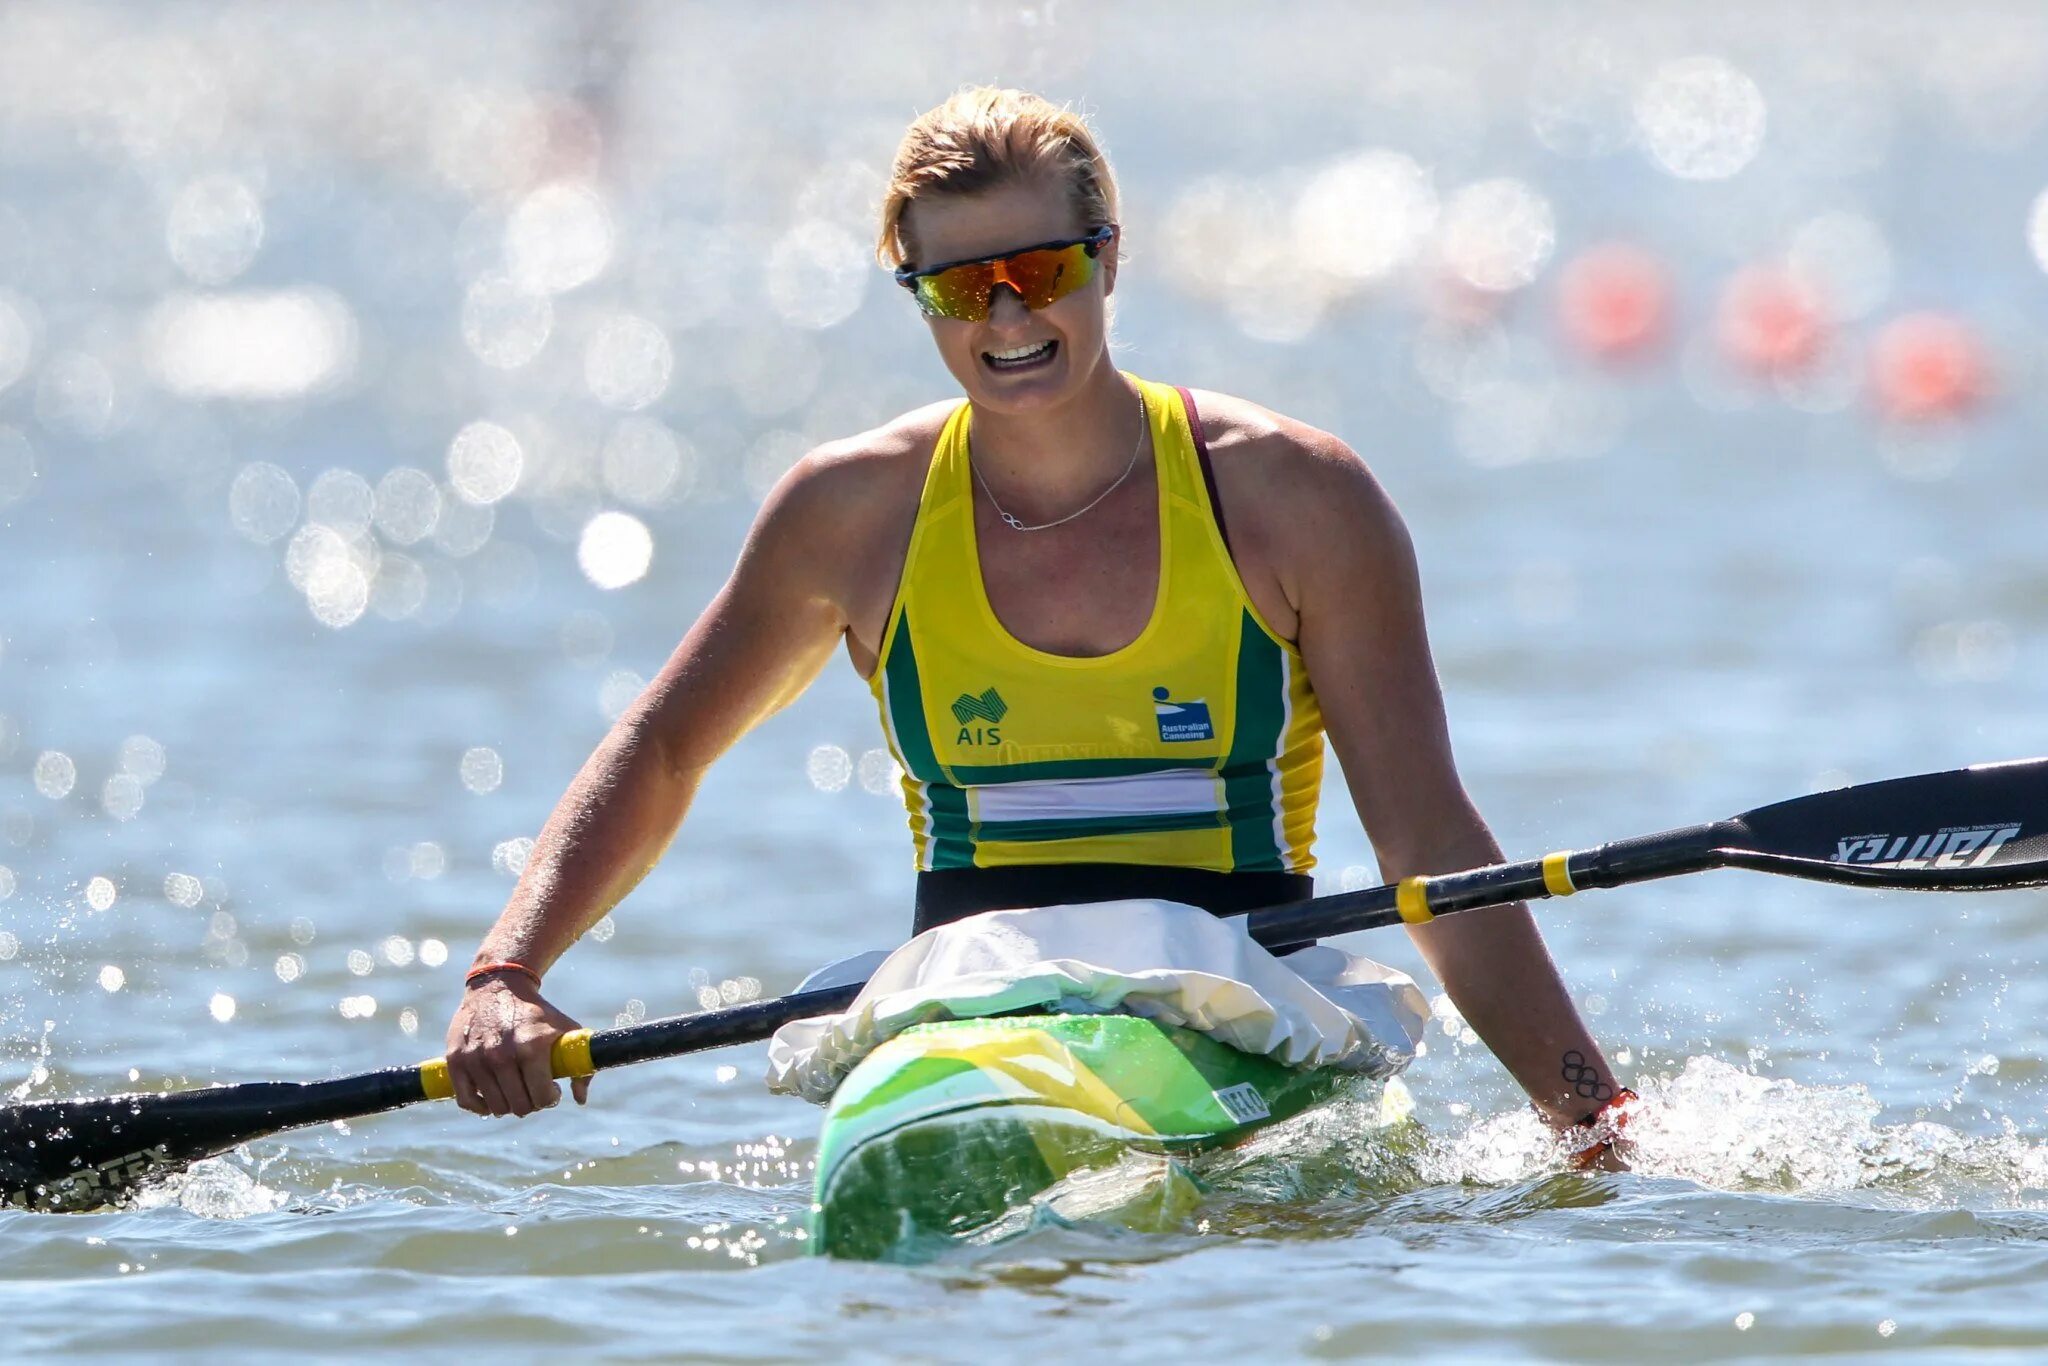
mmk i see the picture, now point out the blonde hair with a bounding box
[876,87,1121,268]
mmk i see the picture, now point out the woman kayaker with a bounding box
[444,87,1629,1157]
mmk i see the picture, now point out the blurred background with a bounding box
[3,1,2048,1354]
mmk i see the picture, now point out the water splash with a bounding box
[6,1019,57,1102]
[1241,1056,2048,1209]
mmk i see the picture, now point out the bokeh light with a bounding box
[101,773,144,821]
[1634,56,1768,180]
[228,463,300,544]
[166,174,264,285]
[1869,313,1992,424]
[584,314,674,410]
[33,750,76,799]
[1716,266,1831,382]
[1438,179,1554,292]
[578,510,653,589]
[599,669,644,720]
[462,273,554,369]
[373,467,443,545]
[807,744,852,793]
[857,748,903,796]
[767,221,869,329]
[119,735,167,784]
[447,421,524,505]
[1293,150,1438,284]
[1556,243,1672,363]
[506,183,614,294]
[308,468,376,537]
[601,417,695,508]
[144,289,358,400]
[492,836,535,877]
[461,745,504,794]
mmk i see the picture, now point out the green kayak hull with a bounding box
[809,1013,1336,1260]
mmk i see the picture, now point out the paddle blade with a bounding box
[1725,758,2048,890]
[1,1067,429,1212]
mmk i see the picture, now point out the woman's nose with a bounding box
[985,284,1033,327]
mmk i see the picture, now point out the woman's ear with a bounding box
[1102,226,1121,297]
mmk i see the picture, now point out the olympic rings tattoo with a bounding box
[1561,1049,1615,1102]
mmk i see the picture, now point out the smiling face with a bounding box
[899,176,1118,415]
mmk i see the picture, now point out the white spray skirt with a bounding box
[765,899,1431,1105]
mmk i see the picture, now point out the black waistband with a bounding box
[914,865,1316,946]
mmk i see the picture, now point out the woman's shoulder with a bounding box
[760,399,954,530]
[1181,387,1401,531]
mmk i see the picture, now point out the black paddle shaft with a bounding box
[7,758,2047,1212]
[0,1065,427,1212]
[1252,759,2048,944]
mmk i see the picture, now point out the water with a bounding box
[5,1,2048,1359]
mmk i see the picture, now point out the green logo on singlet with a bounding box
[951,687,1007,744]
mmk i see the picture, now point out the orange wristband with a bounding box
[465,960,541,988]
[1566,1087,1639,1169]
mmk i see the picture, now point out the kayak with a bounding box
[809,1012,1338,1260]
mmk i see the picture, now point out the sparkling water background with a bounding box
[4,2,2048,1359]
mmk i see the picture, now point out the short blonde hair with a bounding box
[876,87,1121,268]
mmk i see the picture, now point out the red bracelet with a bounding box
[465,960,542,988]
[1566,1087,1639,1169]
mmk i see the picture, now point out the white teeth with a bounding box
[987,341,1053,363]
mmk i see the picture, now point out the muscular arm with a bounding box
[470,492,845,978]
[445,446,879,1116]
[1280,432,1622,1132]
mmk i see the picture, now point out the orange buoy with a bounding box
[1868,312,1992,423]
[1557,243,1672,364]
[1715,266,1830,382]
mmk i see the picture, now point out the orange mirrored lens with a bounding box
[914,242,1098,321]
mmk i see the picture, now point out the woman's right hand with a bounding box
[442,972,592,1117]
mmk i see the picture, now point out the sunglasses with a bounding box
[894,225,1116,322]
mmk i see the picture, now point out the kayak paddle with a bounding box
[4,757,2045,1212]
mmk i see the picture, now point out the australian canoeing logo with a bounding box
[1152,687,1214,743]
[951,687,1007,745]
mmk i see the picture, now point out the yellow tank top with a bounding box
[868,374,1324,874]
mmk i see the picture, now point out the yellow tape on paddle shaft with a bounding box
[1541,851,1578,898]
[417,1029,596,1102]
[1395,876,1434,924]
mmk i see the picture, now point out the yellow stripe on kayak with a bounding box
[924,1032,1159,1143]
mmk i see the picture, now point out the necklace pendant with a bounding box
[1000,511,1028,531]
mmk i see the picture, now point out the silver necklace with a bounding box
[970,391,1148,532]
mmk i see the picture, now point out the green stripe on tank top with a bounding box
[947,756,1214,785]
[972,808,1227,844]
[1222,611,1287,872]
[882,612,974,869]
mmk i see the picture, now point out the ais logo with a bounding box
[1153,686,1213,743]
[951,687,1007,745]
